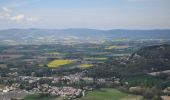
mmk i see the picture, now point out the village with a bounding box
[0,72,121,99]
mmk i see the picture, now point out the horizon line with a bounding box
[1,28,170,31]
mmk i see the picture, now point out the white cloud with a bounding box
[0,16,4,19]
[2,6,11,17]
[26,17,39,22]
[10,14,25,22]
[2,7,11,13]
[0,6,38,23]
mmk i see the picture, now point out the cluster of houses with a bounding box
[1,84,84,99]
[0,75,93,98]
[0,73,122,99]
[32,85,84,98]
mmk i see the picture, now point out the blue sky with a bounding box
[0,0,170,29]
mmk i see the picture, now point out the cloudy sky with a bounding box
[0,0,170,29]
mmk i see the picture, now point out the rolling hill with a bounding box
[0,29,170,45]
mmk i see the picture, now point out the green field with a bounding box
[22,94,56,100]
[77,88,140,100]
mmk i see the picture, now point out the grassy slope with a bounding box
[77,88,129,100]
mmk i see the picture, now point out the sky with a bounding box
[0,0,170,29]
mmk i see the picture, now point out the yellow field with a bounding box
[48,59,74,68]
[79,64,93,68]
[48,52,61,55]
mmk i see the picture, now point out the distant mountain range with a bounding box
[0,29,170,45]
